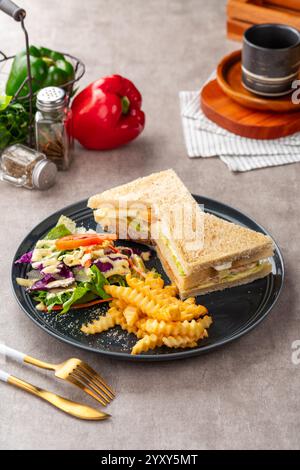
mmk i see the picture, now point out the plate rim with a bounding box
[11,195,285,362]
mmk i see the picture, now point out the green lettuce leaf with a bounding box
[89,265,110,299]
[33,290,48,303]
[60,285,89,314]
[44,224,71,240]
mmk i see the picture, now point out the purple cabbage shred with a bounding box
[15,251,33,264]
[94,260,113,273]
[29,274,57,291]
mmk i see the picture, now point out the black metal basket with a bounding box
[0,50,85,104]
[0,49,85,146]
[0,2,85,147]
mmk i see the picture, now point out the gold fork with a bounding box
[0,345,115,406]
[0,369,109,420]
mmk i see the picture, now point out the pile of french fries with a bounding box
[81,272,212,355]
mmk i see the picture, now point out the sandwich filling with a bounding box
[159,233,186,276]
[195,260,271,290]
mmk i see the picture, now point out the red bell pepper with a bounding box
[71,74,145,150]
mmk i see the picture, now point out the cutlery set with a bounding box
[0,344,115,420]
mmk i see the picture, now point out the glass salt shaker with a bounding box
[35,87,73,171]
[0,144,57,189]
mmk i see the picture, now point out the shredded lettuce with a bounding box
[33,290,48,301]
[60,285,89,314]
[47,292,74,311]
[44,224,72,240]
[56,215,77,234]
[89,265,110,299]
[59,266,110,313]
[45,215,77,240]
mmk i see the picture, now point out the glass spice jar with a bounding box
[35,87,74,171]
[0,144,57,189]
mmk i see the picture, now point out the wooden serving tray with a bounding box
[217,50,300,112]
[200,79,300,139]
[227,0,300,41]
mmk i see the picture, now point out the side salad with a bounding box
[15,215,150,314]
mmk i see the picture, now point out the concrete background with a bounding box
[0,0,299,450]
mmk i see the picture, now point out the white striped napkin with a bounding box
[179,88,300,172]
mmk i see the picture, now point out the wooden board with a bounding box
[217,50,300,112]
[266,1,300,12]
[200,79,300,139]
[227,18,254,41]
[227,0,300,41]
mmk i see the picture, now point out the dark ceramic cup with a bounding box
[242,23,300,97]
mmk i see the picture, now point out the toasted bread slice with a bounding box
[89,169,191,209]
[89,168,204,255]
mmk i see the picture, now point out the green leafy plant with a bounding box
[0,95,30,150]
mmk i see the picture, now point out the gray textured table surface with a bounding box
[0,0,299,450]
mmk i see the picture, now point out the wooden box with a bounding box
[227,0,300,41]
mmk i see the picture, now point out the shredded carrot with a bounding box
[84,258,92,268]
[108,245,120,253]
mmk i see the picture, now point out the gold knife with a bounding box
[0,369,110,420]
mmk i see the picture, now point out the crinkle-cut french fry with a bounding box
[144,272,164,290]
[179,304,208,321]
[110,298,127,311]
[162,336,197,349]
[179,297,208,319]
[138,316,212,340]
[184,297,196,305]
[199,315,213,329]
[104,285,172,321]
[123,305,140,326]
[126,274,174,300]
[126,274,181,320]
[168,304,181,321]
[136,328,145,339]
[126,274,205,320]
[83,273,211,354]
[115,315,139,335]
[81,311,119,335]
[126,274,153,295]
[107,305,123,316]
[131,334,162,355]
[163,284,178,297]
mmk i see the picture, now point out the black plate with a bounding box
[11,196,284,361]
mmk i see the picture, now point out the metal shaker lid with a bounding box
[32,159,57,189]
[36,87,66,111]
